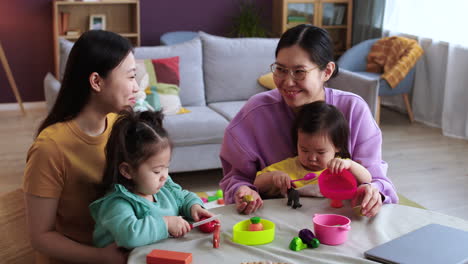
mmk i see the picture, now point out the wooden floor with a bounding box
[1,104,467,221]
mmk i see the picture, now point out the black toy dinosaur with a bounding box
[287,188,302,209]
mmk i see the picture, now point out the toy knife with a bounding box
[190,214,222,228]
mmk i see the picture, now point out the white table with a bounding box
[128,198,468,264]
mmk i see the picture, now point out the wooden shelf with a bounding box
[272,0,352,53]
[52,0,141,78]
[59,32,139,40]
[119,33,139,38]
[56,0,138,5]
[322,25,348,29]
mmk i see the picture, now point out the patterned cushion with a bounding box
[134,37,205,106]
[135,57,189,115]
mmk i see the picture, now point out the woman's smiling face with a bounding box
[274,44,334,111]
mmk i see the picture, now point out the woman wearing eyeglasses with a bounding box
[219,24,398,216]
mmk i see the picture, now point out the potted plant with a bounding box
[229,0,268,38]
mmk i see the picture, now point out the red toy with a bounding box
[318,169,357,208]
[146,249,192,264]
[213,223,221,248]
[197,216,218,233]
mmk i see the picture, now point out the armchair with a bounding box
[338,38,417,124]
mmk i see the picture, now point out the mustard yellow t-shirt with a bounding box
[256,156,325,197]
[23,113,117,264]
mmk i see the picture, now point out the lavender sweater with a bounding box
[219,88,398,204]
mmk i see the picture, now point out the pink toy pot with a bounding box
[318,169,357,208]
[313,213,351,245]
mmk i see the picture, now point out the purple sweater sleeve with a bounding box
[219,129,258,204]
[330,89,398,204]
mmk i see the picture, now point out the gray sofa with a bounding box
[44,32,378,173]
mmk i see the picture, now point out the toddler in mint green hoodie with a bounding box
[90,110,216,249]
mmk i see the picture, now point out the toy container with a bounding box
[313,213,351,245]
[232,219,275,245]
[318,169,357,208]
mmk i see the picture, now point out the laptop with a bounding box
[364,224,468,264]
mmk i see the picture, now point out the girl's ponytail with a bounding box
[139,109,164,129]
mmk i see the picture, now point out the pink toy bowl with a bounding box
[318,169,357,208]
[313,213,351,245]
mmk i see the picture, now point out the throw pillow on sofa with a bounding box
[136,57,190,115]
[134,37,205,107]
[257,72,276,89]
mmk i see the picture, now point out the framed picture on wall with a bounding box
[89,14,106,30]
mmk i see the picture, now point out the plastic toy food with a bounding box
[352,205,365,216]
[243,195,254,202]
[289,237,308,251]
[298,229,320,248]
[248,217,264,231]
[197,216,218,233]
[309,238,320,248]
[318,168,357,208]
[208,196,218,202]
[213,223,220,248]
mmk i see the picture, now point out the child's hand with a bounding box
[190,204,219,223]
[352,184,382,217]
[234,185,263,215]
[163,216,191,238]
[271,171,291,196]
[327,158,352,174]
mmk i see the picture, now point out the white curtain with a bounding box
[383,0,468,140]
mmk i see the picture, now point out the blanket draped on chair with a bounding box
[367,36,424,88]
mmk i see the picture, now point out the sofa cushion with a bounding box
[136,57,190,115]
[200,32,278,104]
[163,106,228,147]
[170,144,222,173]
[59,38,74,81]
[44,72,61,112]
[135,37,205,107]
[208,101,247,121]
[258,72,276,89]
